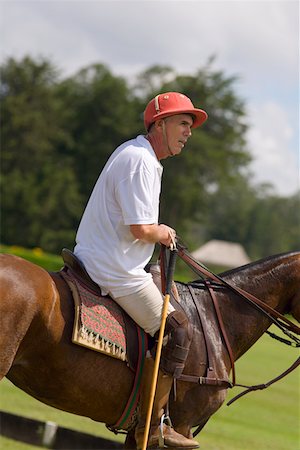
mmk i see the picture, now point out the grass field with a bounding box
[0,246,299,449]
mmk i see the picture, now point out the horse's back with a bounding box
[0,253,52,293]
[0,253,59,321]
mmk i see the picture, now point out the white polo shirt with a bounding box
[74,135,163,297]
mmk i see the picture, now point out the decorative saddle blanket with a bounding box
[64,270,128,360]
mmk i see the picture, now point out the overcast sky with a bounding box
[1,0,299,196]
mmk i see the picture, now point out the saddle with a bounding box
[61,248,101,295]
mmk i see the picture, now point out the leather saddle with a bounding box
[61,248,102,295]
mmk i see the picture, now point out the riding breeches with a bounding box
[111,281,175,336]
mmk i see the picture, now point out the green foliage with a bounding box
[246,191,300,258]
[58,64,140,198]
[1,55,298,257]
[0,244,63,271]
[1,56,82,252]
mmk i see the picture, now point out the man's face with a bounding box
[161,114,193,159]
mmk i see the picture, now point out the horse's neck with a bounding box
[214,252,300,360]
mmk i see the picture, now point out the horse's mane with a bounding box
[219,250,300,277]
[182,250,300,286]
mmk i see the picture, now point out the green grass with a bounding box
[0,437,36,450]
[1,246,299,449]
[0,244,63,272]
[198,334,300,450]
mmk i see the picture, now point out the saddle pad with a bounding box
[64,271,127,361]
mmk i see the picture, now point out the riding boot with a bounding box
[135,356,199,449]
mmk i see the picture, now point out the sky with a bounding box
[1,0,299,197]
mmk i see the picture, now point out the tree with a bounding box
[1,56,82,252]
[202,175,257,248]
[246,191,300,258]
[58,64,140,199]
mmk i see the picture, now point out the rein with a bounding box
[172,243,300,436]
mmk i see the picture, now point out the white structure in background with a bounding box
[191,239,251,268]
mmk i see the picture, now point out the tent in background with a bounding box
[191,239,251,268]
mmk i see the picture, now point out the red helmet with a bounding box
[144,92,208,131]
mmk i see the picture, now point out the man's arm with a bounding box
[130,224,176,247]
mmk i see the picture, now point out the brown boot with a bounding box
[135,357,199,449]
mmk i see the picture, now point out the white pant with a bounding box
[111,281,175,336]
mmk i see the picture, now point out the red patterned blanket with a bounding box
[63,271,127,361]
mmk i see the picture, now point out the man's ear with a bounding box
[155,119,165,132]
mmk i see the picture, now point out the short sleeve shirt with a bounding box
[74,135,163,297]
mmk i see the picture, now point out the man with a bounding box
[74,92,207,448]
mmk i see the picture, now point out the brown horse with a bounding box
[0,251,299,448]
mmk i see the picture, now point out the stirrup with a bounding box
[158,413,173,448]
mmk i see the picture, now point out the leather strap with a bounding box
[228,356,300,405]
[178,284,232,388]
[187,284,217,380]
[205,281,236,385]
[179,373,232,387]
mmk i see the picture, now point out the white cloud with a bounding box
[2,1,298,81]
[246,101,299,196]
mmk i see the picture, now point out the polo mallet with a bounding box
[141,244,178,450]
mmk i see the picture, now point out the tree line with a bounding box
[1,56,299,259]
